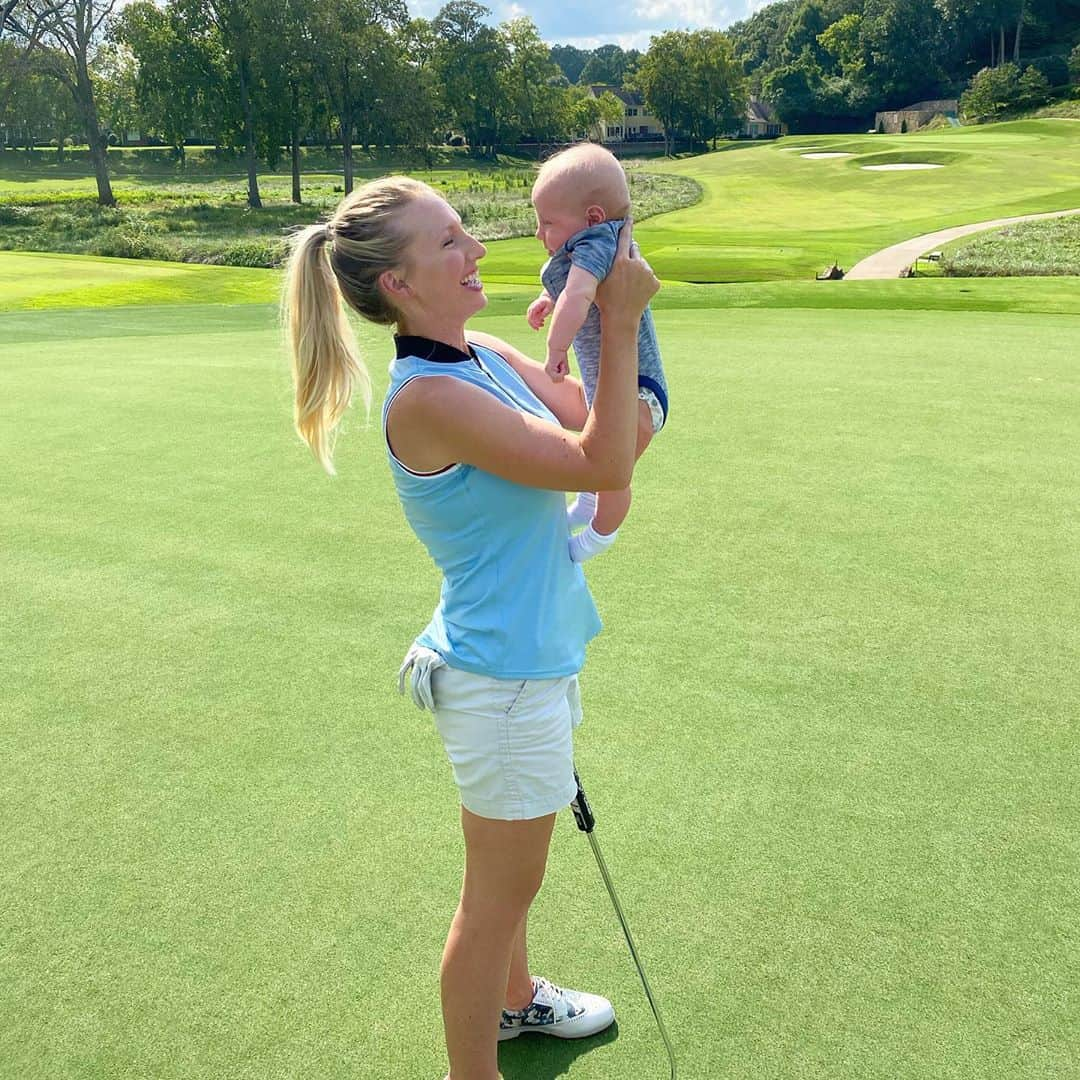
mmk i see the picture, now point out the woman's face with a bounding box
[394,193,488,325]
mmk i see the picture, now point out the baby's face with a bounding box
[532,185,589,257]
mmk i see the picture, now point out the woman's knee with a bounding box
[460,808,555,914]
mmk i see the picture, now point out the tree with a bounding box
[1,0,66,115]
[307,0,406,191]
[727,0,800,93]
[90,41,137,144]
[498,17,565,143]
[384,18,441,160]
[190,0,265,207]
[549,42,587,84]
[0,38,80,153]
[635,30,693,154]
[1016,61,1050,105]
[564,85,621,141]
[11,0,118,204]
[960,60,1020,117]
[578,43,640,86]
[762,51,826,129]
[432,1,508,155]
[1070,42,1080,84]
[689,29,747,147]
[112,0,230,165]
[857,0,949,106]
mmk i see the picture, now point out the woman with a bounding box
[283,176,657,1080]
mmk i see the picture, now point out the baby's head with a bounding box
[531,143,631,256]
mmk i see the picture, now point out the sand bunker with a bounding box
[801,152,853,159]
[861,163,944,171]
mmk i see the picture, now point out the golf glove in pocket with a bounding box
[397,644,447,713]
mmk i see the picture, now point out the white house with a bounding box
[587,85,664,143]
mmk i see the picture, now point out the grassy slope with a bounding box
[479,119,1080,283]
[2,292,1077,1080]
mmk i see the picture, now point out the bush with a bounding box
[961,64,1021,121]
[1028,54,1070,89]
[1017,65,1052,109]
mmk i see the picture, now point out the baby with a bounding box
[527,143,668,563]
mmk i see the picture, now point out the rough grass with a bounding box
[0,154,700,267]
[941,214,1080,276]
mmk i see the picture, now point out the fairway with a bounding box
[2,243,1078,1078]
[484,120,1080,282]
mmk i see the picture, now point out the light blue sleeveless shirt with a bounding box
[382,336,602,679]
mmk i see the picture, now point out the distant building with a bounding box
[874,99,958,134]
[587,86,664,143]
[743,99,787,138]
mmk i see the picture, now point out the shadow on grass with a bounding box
[497,1021,619,1079]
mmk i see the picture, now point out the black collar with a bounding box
[394,334,475,364]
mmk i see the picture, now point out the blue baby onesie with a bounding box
[540,218,668,429]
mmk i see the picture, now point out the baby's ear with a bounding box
[585,204,606,226]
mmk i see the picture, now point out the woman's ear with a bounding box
[585,204,607,226]
[379,269,411,300]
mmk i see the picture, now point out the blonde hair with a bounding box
[282,176,433,473]
[534,143,631,220]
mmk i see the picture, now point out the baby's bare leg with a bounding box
[592,401,654,535]
[569,402,655,563]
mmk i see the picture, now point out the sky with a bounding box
[407,0,775,51]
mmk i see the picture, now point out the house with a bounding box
[874,99,958,134]
[587,85,664,143]
[743,99,787,138]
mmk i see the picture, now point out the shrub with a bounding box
[961,63,1020,121]
[1028,54,1070,89]
[1017,65,1052,109]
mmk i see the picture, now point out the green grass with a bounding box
[2,251,1078,1079]
[479,118,1080,283]
[940,214,1080,276]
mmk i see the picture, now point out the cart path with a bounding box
[844,207,1080,279]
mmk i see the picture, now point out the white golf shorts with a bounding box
[430,665,583,821]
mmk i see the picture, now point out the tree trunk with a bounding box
[342,116,354,194]
[290,82,301,204]
[238,53,262,209]
[72,60,115,206]
[1013,4,1025,63]
[999,25,1006,68]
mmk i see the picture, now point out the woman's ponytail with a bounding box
[282,176,430,474]
[282,222,370,475]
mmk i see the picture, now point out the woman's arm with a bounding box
[465,330,589,432]
[387,222,655,493]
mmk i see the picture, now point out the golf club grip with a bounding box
[570,768,595,833]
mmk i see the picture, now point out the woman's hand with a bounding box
[594,219,659,320]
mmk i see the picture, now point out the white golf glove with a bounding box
[397,643,446,712]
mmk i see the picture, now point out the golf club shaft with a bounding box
[572,771,677,1080]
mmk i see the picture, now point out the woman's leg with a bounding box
[442,806,556,1080]
[505,913,535,1011]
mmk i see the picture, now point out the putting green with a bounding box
[2,250,1077,1077]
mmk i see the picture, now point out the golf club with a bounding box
[570,768,677,1080]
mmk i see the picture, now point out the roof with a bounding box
[746,99,776,123]
[588,85,644,108]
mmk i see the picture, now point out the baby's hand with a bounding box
[545,347,569,383]
[527,293,554,330]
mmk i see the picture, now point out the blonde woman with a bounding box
[283,176,658,1080]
